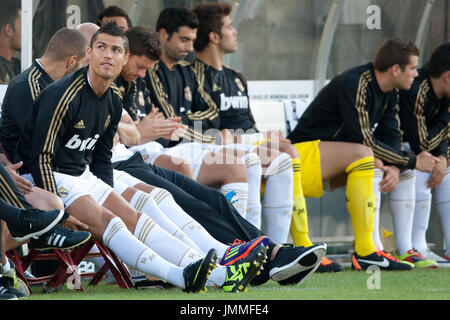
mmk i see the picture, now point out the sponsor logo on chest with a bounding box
[220,91,249,112]
[65,134,100,151]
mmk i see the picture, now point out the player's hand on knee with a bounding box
[427,156,447,189]
[5,162,34,195]
[380,166,400,193]
[415,151,438,173]
[63,215,89,231]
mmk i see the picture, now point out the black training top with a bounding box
[17,66,122,193]
[288,63,416,169]
[0,60,54,160]
[398,68,449,159]
[0,56,21,84]
[192,59,256,133]
[146,60,217,145]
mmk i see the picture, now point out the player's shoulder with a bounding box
[39,67,87,103]
[110,81,123,99]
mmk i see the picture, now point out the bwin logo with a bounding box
[65,134,100,151]
[220,92,249,111]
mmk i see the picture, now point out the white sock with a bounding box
[435,168,450,255]
[243,153,262,228]
[412,171,433,252]
[220,182,248,218]
[388,170,416,255]
[206,265,228,287]
[103,217,185,289]
[1,260,13,277]
[372,169,384,251]
[133,214,202,267]
[129,190,202,253]
[150,188,229,257]
[261,153,294,244]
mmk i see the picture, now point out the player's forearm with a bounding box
[118,122,141,147]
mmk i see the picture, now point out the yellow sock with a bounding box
[345,156,376,257]
[290,158,313,247]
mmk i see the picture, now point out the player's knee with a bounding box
[46,192,65,210]
[176,163,195,179]
[353,144,374,161]
[225,158,248,183]
[280,144,299,159]
[100,208,119,228]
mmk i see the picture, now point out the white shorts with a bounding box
[164,143,259,179]
[24,168,114,208]
[164,143,211,179]
[113,169,143,194]
[128,142,165,165]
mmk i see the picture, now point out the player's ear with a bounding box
[123,52,130,66]
[159,28,169,42]
[442,70,450,83]
[209,31,220,45]
[391,64,402,77]
[87,46,92,60]
[66,55,77,69]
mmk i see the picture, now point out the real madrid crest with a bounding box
[234,77,245,92]
[184,86,192,102]
[104,114,111,130]
[57,186,69,198]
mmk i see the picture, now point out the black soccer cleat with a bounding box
[0,292,18,300]
[269,243,327,286]
[183,248,217,293]
[0,276,26,298]
[29,224,91,251]
[352,250,413,271]
[222,244,267,293]
[316,256,343,273]
[8,208,66,243]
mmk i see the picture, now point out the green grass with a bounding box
[24,267,450,300]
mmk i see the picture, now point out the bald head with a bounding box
[43,27,88,62]
[76,23,100,43]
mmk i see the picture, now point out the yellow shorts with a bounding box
[294,140,323,198]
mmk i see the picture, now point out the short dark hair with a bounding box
[425,42,450,78]
[44,28,88,61]
[90,21,129,54]
[0,0,21,30]
[97,5,132,29]
[156,7,199,39]
[192,2,232,52]
[126,26,161,61]
[374,39,420,72]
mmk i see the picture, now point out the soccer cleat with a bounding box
[352,250,413,271]
[0,292,18,300]
[29,224,91,251]
[2,258,30,297]
[269,243,327,285]
[0,276,27,298]
[8,208,66,242]
[444,255,450,262]
[316,256,343,273]
[220,236,270,266]
[394,250,438,269]
[183,249,217,293]
[222,244,267,293]
[417,249,450,268]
